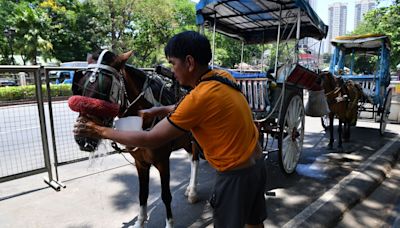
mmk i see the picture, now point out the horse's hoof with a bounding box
[328,144,333,150]
[188,194,199,204]
[165,218,174,228]
[132,221,145,228]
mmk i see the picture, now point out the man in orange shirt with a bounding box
[74,31,266,227]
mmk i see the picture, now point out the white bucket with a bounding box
[114,116,143,132]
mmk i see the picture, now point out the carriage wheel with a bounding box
[379,88,393,136]
[321,114,330,130]
[278,93,305,174]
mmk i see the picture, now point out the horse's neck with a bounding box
[124,67,153,114]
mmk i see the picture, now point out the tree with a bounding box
[0,0,19,64]
[353,1,400,70]
[41,0,106,62]
[12,1,53,65]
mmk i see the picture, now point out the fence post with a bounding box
[34,67,64,191]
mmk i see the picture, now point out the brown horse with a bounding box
[319,71,363,151]
[71,50,200,228]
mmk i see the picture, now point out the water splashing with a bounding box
[87,141,108,170]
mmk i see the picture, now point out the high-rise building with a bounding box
[354,0,376,29]
[299,0,318,53]
[325,2,347,54]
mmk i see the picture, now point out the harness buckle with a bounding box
[89,74,96,83]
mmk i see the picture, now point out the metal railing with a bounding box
[0,65,159,190]
[0,66,61,189]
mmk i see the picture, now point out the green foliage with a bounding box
[1,0,343,70]
[0,84,72,102]
[353,2,400,70]
[208,32,271,69]
[172,0,196,32]
[128,0,176,67]
[12,1,53,64]
[41,0,104,62]
[0,0,18,64]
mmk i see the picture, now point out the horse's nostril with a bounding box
[74,135,100,152]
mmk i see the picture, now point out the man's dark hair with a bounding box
[164,31,212,66]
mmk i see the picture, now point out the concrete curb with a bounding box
[283,137,400,228]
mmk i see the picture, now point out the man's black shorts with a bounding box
[210,158,267,227]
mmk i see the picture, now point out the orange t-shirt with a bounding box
[167,69,258,171]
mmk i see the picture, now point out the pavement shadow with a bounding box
[108,153,216,228]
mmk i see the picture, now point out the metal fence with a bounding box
[0,66,116,190]
[0,66,50,183]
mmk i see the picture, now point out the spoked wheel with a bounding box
[278,93,305,174]
[321,114,330,130]
[380,88,393,135]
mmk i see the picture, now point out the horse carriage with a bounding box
[327,34,393,135]
[196,0,328,174]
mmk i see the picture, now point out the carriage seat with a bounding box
[277,64,320,90]
[340,74,376,103]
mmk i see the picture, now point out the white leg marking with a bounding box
[165,218,174,228]
[187,159,199,204]
[133,204,147,228]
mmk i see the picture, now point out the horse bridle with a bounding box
[86,50,167,118]
[85,49,125,106]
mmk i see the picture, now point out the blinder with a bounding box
[72,70,85,95]
[79,49,125,106]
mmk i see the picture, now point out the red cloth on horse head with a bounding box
[68,95,120,118]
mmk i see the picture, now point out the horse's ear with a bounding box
[118,51,133,64]
[87,53,95,64]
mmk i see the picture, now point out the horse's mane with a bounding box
[125,64,178,106]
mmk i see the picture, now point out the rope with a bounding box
[111,142,136,166]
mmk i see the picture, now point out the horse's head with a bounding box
[69,49,133,152]
[318,71,338,94]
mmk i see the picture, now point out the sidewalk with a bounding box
[0,150,217,228]
[336,162,400,227]
[0,124,399,227]
[281,136,399,227]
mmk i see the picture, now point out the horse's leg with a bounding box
[185,141,199,204]
[328,112,334,149]
[344,121,350,142]
[154,160,174,228]
[338,119,343,152]
[133,160,150,228]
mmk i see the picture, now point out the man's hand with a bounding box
[138,108,156,121]
[73,116,105,139]
[138,105,175,121]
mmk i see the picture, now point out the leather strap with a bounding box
[199,75,242,92]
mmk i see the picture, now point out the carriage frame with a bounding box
[328,34,393,135]
[196,0,328,174]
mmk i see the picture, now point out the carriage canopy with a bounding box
[331,34,391,54]
[195,0,328,44]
